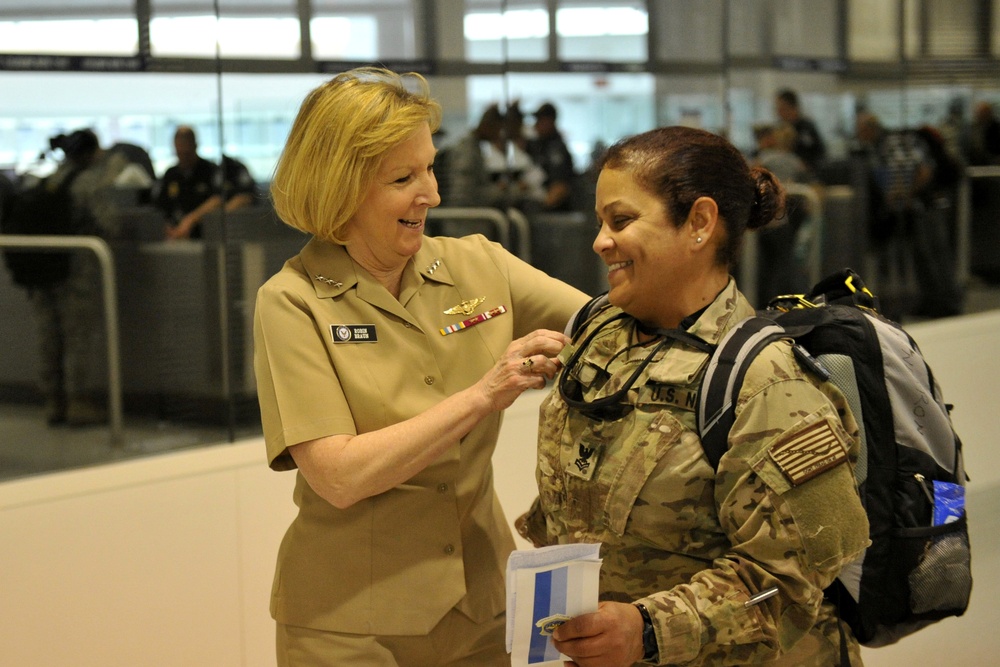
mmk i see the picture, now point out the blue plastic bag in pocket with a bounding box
[932,481,965,526]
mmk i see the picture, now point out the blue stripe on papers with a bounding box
[528,567,569,664]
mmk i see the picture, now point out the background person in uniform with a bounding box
[154,125,256,239]
[752,122,811,186]
[527,101,576,212]
[438,104,509,208]
[516,126,870,666]
[969,100,1000,166]
[774,88,827,173]
[25,129,153,425]
[853,112,963,318]
[252,67,589,667]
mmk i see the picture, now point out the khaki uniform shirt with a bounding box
[518,279,870,666]
[254,234,587,635]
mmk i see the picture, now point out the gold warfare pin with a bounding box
[443,296,486,316]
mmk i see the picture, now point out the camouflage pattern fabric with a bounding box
[517,279,870,666]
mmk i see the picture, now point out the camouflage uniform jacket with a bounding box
[518,279,870,666]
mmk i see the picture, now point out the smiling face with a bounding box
[593,167,696,327]
[343,124,441,278]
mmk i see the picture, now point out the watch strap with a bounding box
[634,602,659,664]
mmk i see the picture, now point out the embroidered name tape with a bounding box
[331,324,378,343]
[440,305,507,336]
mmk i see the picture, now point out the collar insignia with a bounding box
[444,296,486,316]
[314,274,343,288]
[425,258,442,275]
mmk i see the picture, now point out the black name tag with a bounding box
[331,324,378,343]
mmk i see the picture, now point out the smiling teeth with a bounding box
[400,219,422,227]
[608,260,632,271]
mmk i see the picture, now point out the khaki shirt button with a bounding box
[444,544,455,555]
[424,375,435,385]
[404,322,412,328]
[437,483,448,493]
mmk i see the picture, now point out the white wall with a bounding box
[1,311,996,666]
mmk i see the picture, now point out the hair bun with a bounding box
[746,166,786,230]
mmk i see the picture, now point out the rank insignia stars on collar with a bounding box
[444,296,486,316]
[314,274,343,288]
[425,259,442,274]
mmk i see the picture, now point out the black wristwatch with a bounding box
[634,603,659,664]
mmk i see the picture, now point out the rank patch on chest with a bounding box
[565,440,601,481]
[330,324,378,343]
[768,420,847,486]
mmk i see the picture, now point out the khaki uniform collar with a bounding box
[298,236,458,326]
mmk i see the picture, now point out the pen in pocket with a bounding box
[744,586,779,608]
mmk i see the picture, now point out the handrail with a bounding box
[785,183,824,286]
[956,166,1000,285]
[505,207,532,262]
[428,207,511,250]
[0,235,123,447]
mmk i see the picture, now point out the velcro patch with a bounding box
[768,420,847,486]
[565,440,601,481]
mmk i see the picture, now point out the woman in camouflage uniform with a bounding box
[517,126,870,666]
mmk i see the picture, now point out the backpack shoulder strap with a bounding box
[697,315,787,471]
[566,291,610,339]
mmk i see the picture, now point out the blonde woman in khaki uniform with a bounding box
[253,68,588,666]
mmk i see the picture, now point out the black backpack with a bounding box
[1,168,85,288]
[697,269,970,654]
[568,269,971,656]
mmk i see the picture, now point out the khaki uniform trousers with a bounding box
[276,607,507,667]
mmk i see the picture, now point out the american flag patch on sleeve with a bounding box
[768,420,848,486]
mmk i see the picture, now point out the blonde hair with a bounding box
[270,68,442,243]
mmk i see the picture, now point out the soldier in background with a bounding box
[527,101,577,212]
[154,126,256,239]
[26,129,153,425]
[775,88,827,173]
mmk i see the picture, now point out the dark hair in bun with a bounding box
[598,125,786,268]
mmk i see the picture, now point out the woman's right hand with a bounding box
[475,329,571,412]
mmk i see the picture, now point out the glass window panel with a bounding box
[656,76,727,135]
[903,0,920,59]
[995,0,1000,57]
[558,2,647,63]
[486,72,655,167]
[727,0,768,57]
[464,1,548,63]
[0,70,244,481]
[652,0,721,63]
[926,0,979,58]
[772,0,838,58]
[0,1,137,56]
[151,0,300,59]
[312,0,421,60]
[848,0,898,61]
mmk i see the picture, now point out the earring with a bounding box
[695,236,703,243]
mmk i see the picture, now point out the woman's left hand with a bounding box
[551,601,646,667]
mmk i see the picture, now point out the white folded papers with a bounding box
[505,542,602,666]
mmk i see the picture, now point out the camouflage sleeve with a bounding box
[514,496,553,548]
[638,342,870,665]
